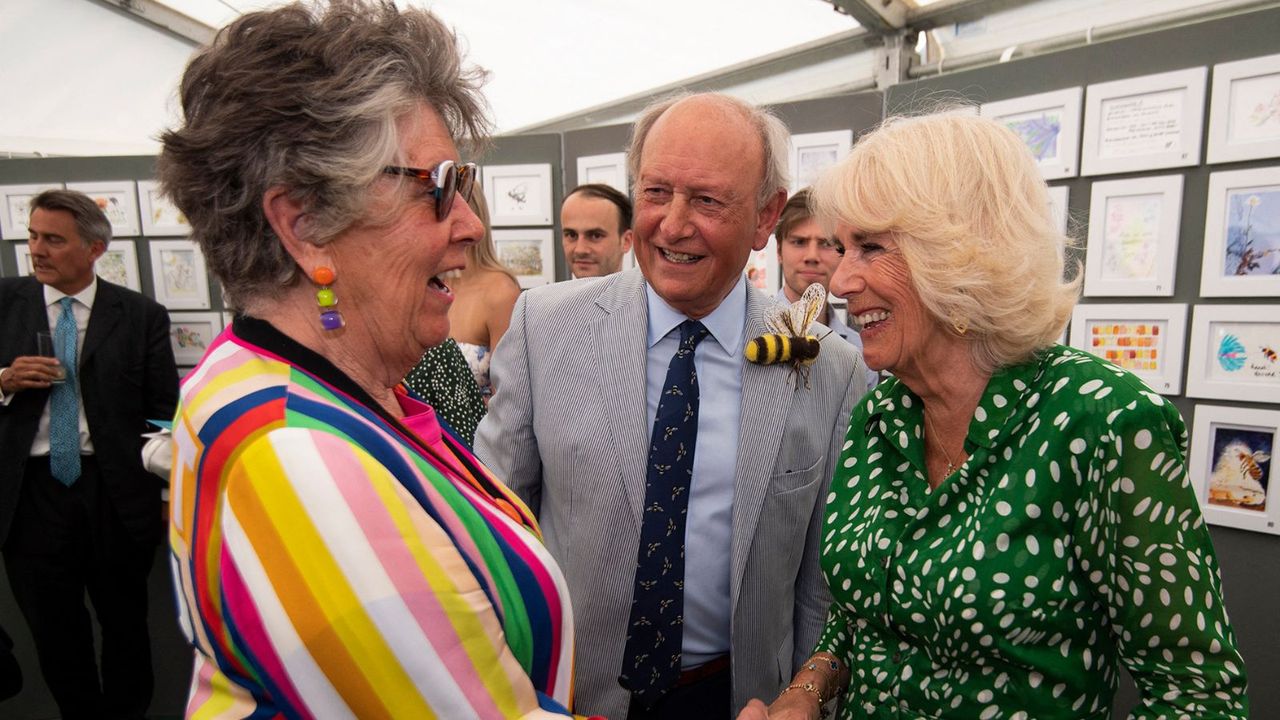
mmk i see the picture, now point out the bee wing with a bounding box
[1254,451,1272,463]
[764,306,790,335]
[791,283,827,336]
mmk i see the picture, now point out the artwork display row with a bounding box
[9,238,212,310]
[0,179,190,241]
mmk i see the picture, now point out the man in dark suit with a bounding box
[0,189,178,719]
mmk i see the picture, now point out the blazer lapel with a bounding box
[593,269,652,529]
[81,280,123,366]
[729,287,795,608]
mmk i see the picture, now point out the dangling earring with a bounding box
[312,266,344,331]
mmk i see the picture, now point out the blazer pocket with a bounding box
[770,454,823,496]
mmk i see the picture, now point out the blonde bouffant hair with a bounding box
[810,112,1080,373]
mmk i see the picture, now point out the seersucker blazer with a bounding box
[475,268,866,719]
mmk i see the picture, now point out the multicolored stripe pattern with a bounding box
[169,324,579,719]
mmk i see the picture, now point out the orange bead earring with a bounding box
[312,266,344,331]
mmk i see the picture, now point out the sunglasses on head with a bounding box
[383,160,478,221]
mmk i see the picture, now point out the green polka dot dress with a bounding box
[816,345,1248,719]
[402,338,486,445]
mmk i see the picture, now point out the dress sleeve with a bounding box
[216,426,572,719]
[1075,394,1248,719]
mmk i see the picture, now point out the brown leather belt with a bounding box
[675,654,730,687]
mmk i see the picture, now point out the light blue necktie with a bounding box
[49,297,81,486]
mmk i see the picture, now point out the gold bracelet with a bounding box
[805,653,842,676]
[780,680,825,707]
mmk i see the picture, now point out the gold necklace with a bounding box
[923,408,957,477]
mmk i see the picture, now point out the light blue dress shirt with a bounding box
[774,288,878,391]
[645,275,746,667]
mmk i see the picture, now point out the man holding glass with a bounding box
[0,189,177,719]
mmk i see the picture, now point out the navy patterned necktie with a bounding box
[619,319,710,705]
[49,297,81,486]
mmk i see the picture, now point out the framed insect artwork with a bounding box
[0,182,63,241]
[1082,175,1182,297]
[482,163,553,227]
[1068,303,1187,395]
[1186,304,1280,404]
[168,312,224,366]
[95,239,142,292]
[575,152,628,195]
[492,228,554,288]
[65,181,142,237]
[137,180,192,236]
[1206,52,1280,165]
[1199,166,1280,297]
[1188,404,1279,536]
[1080,66,1207,177]
[981,87,1083,179]
[788,130,852,193]
[148,239,212,309]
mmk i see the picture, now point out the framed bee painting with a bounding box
[1189,404,1279,536]
[482,163,553,227]
[1186,304,1280,404]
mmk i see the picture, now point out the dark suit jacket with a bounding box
[0,276,178,547]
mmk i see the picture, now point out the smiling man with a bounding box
[561,183,634,278]
[476,93,866,720]
[0,189,177,719]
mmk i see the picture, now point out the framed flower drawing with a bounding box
[1199,166,1280,297]
[137,180,191,236]
[1188,404,1279,536]
[788,130,852,193]
[482,164,553,226]
[1186,304,1280,404]
[65,181,141,237]
[148,239,211,309]
[575,153,628,194]
[0,183,63,240]
[981,87,1083,179]
[1080,67,1207,176]
[96,239,142,291]
[1082,175,1182,297]
[1068,303,1187,395]
[1206,52,1280,164]
[168,312,224,366]
[492,228,554,288]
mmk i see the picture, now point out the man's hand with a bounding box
[0,356,64,393]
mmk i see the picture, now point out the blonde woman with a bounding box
[448,186,521,398]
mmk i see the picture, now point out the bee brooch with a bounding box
[745,282,828,386]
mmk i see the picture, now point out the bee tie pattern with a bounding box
[50,297,81,486]
[619,319,710,705]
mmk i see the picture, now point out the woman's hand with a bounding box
[734,695,822,720]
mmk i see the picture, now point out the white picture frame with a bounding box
[1068,303,1187,395]
[788,130,852,193]
[65,181,142,237]
[148,239,211,309]
[1206,52,1280,165]
[1186,304,1280,404]
[1083,175,1183,297]
[137,180,191,236]
[482,163,553,226]
[12,244,33,276]
[492,228,554,288]
[96,239,142,291]
[0,183,63,240]
[1188,404,1279,536]
[746,235,781,295]
[168,312,224,366]
[981,87,1083,179]
[1080,67,1207,176]
[575,152,628,195]
[1047,185,1070,236]
[1199,166,1280,297]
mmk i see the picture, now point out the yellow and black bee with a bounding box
[1237,448,1270,483]
[745,282,827,383]
[1261,345,1278,363]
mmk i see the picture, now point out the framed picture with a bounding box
[1047,185,1069,236]
[575,152,628,194]
[746,235,781,295]
[1206,52,1280,164]
[148,239,211,309]
[0,183,63,240]
[168,312,224,366]
[65,181,142,237]
[1068,303,1187,394]
[12,244,33,276]
[788,130,852,193]
[482,164,553,226]
[96,239,142,291]
[1199,166,1280,297]
[137,180,191,236]
[1080,67,1207,176]
[1082,175,1183,297]
[1188,404,1279,536]
[981,87,1083,179]
[492,228,554,288]
[1186,304,1280,404]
